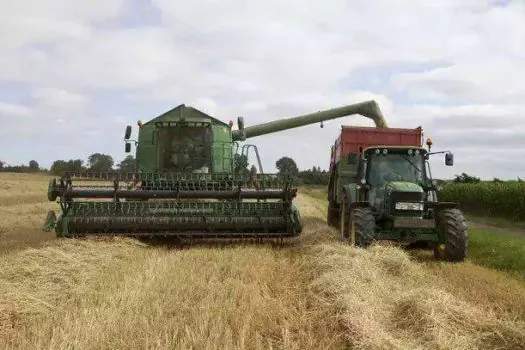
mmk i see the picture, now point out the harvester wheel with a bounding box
[351,207,376,248]
[434,208,468,262]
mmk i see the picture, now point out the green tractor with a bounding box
[327,127,467,261]
[44,99,389,240]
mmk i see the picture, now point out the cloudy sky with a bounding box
[0,0,524,179]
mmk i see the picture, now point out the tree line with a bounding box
[0,153,330,184]
[0,154,136,174]
[232,154,329,185]
[4,153,513,185]
[0,159,42,173]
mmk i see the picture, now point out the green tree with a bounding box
[117,155,136,172]
[453,173,480,184]
[88,153,114,172]
[234,154,250,175]
[50,159,86,175]
[29,160,39,171]
[275,156,299,178]
[298,166,329,185]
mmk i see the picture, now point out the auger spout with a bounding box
[232,99,388,141]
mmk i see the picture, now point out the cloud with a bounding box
[0,0,524,180]
[0,102,32,118]
[32,88,88,108]
[0,1,124,51]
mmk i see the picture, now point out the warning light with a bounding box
[229,120,234,127]
[426,137,432,151]
[137,120,143,127]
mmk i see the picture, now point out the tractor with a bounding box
[327,126,467,261]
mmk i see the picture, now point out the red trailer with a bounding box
[330,125,423,172]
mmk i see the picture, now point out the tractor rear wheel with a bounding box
[351,207,376,247]
[434,208,468,262]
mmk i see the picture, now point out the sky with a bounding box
[0,0,524,180]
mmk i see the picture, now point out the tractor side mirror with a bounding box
[445,152,454,166]
[125,142,131,153]
[124,125,132,140]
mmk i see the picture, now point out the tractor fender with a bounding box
[341,183,357,203]
[433,201,461,213]
[341,184,370,209]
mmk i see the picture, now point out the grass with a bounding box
[467,228,525,280]
[0,174,524,349]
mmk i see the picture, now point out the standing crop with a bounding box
[438,181,525,221]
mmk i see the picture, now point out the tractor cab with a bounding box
[363,146,427,189]
[355,145,452,221]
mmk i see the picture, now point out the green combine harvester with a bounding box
[44,100,388,239]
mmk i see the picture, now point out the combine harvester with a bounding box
[326,124,468,261]
[44,100,389,240]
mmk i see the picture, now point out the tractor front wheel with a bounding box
[434,208,468,262]
[340,197,376,247]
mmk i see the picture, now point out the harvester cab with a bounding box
[328,127,467,262]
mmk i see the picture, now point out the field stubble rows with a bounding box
[0,173,524,349]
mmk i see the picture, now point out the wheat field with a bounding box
[1,172,524,349]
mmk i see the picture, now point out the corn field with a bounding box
[438,181,525,221]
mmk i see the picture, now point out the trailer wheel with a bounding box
[351,207,376,248]
[327,201,339,228]
[339,195,350,239]
[434,208,468,262]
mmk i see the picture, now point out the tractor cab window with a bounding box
[158,126,212,172]
[367,152,425,187]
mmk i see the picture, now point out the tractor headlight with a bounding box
[395,202,424,211]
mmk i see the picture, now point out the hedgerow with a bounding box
[438,182,525,221]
